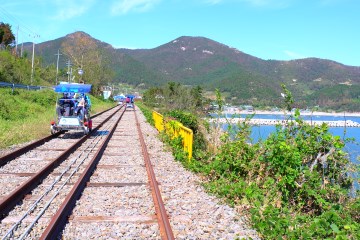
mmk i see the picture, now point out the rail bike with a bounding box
[50,83,93,135]
[125,94,135,109]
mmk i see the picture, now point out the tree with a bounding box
[0,22,15,49]
[61,33,114,94]
[190,85,204,110]
[143,83,207,113]
[143,87,163,107]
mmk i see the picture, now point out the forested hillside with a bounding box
[16,31,360,111]
[23,32,166,90]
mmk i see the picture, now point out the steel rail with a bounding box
[20,122,114,240]
[40,107,126,239]
[134,110,175,240]
[2,123,113,240]
[0,105,123,219]
[0,132,62,168]
[0,105,117,167]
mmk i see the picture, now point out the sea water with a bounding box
[216,113,360,189]
[217,113,360,164]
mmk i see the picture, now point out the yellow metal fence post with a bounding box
[152,111,193,160]
[152,111,164,132]
[178,125,193,160]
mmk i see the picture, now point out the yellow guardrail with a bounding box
[152,111,164,132]
[152,111,193,160]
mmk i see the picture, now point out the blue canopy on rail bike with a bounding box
[54,83,92,93]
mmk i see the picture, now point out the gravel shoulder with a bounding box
[136,108,260,239]
[0,107,261,239]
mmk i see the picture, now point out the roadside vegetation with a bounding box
[0,22,115,95]
[0,49,56,87]
[2,21,359,238]
[139,83,360,239]
[0,23,116,149]
[0,88,114,149]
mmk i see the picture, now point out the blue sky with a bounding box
[1,0,359,66]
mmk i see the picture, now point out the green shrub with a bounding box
[139,84,360,239]
[0,88,115,149]
[165,109,208,158]
[136,101,154,125]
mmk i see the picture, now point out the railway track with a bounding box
[0,105,174,239]
[0,105,117,168]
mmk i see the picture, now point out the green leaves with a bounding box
[210,88,359,238]
[330,223,340,233]
[0,22,15,46]
[281,84,294,112]
[141,84,359,239]
[136,102,154,125]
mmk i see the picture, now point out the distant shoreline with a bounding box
[224,110,360,117]
[255,110,360,117]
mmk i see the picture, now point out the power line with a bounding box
[0,6,45,86]
[0,6,44,43]
[0,6,39,37]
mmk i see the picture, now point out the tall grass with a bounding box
[0,88,115,149]
[0,111,54,148]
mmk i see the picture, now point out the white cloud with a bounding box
[111,0,161,15]
[204,0,224,5]
[244,0,294,8]
[284,50,306,59]
[203,0,294,8]
[319,0,352,6]
[52,0,95,20]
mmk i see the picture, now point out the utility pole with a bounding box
[30,36,35,85]
[21,37,23,57]
[81,55,83,83]
[30,34,40,84]
[66,60,72,83]
[15,25,19,56]
[78,55,84,83]
[55,49,62,85]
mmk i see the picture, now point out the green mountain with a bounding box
[23,31,166,88]
[24,32,360,110]
[121,36,360,109]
